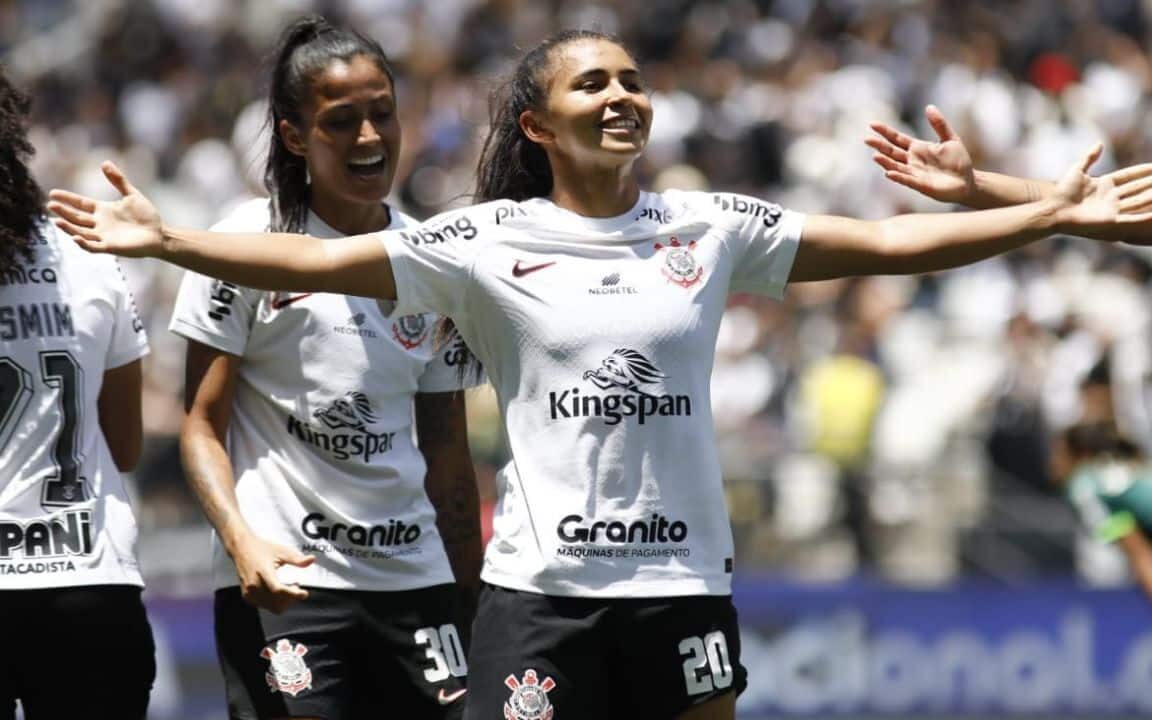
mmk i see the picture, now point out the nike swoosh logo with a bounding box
[512,260,556,278]
[271,293,313,310]
[437,688,467,705]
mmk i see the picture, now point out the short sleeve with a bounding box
[169,271,261,356]
[710,192,804,298]
[379,207,489,318]
[105,258,150,369]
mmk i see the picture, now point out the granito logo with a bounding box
[334,312,378,338]
[0,510,93,559]
[286,391,396,462]
[557,513,688,544]
[301,512,421,547]
[587,272,638,296]
[207,280,240,321]
[0,265,57,286]
[712,194,783,227]
[548,349,692,426]
[398,215,477,245]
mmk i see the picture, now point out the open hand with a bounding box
[1053,145,1152,232]
[47,162,164,257]
[232,534,316,614]
[867,105,975,204]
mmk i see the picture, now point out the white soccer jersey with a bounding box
[381,189,803,597]
[0,222,149,589]
[171,200,477,592]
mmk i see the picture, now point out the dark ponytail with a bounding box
[0,66,44,275]
[474,29,623,202]
[264,15,395,232]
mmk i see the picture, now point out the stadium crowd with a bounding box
[5,0,1152,592]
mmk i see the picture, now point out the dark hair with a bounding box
[265,15,396,233]
[0,66,44,275]
[474,29,627,202]
[1063,421,1142,461]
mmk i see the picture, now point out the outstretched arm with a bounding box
[793,145,1152,282]
[48,162,397,299]
[867,105,1152,229]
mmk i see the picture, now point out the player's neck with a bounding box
[309,196,392,236]
[548,162,641,219]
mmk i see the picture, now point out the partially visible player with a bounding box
[1053,420,1152,601]
[0,66,154,717]
[169,16,480,720]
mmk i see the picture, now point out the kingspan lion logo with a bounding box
[581,349,667,395]
[313,391,378,431]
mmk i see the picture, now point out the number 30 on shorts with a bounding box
[678,631,733,695]
[414,624,467,682]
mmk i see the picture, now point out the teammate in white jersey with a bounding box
[49,30,1152,720]
[0,67,154,718]
[169,18,479,720]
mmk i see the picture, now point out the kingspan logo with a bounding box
[548,349,692,426]
[286,391,396,462]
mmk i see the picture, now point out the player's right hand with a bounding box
[233,534,316,614]
[47,161,164,258]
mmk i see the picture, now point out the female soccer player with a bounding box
[0,67,154,717]
[168,17,479,720]
[48,30,1152,720]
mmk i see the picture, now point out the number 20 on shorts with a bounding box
[679,631,733,695]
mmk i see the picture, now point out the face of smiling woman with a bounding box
[279,53,401,225]
[523,38,653,172]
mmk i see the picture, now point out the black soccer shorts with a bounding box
[0,584,156,720]
[464,583,747,720]
[215,584,468,719]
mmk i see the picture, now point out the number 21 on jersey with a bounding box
[0,352,88,509]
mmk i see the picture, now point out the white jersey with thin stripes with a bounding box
[170,200,477,592]
[381,189,802,598]
[0,222,149,589]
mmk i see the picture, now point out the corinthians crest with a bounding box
[653,237,703,288]
[392,313,428,349]
[504,669,556,720]
[261,638,312,696]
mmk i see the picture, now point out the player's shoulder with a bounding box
[394,199,522,246]
[209,197,271,232]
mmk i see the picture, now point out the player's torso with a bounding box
[0,231,143,588]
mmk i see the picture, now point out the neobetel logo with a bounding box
[0,510,93,559]
[301,512,421,547]
[398,215,478,245]
[587,272,638,296]
[334,312,378,338]
[548,349,691,425]
[286,391,396,462]
[0,266,57,286]
[557,513,688,544]
[713,194,783,227]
